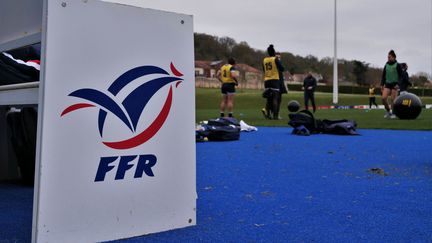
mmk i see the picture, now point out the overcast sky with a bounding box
[106,0,432,76]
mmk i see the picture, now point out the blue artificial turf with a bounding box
[0,182,33,243]
[1,128,432,242]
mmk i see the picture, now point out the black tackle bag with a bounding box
[321,119,358,135]
[288,110,322,134]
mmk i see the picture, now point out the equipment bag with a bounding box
[207,117,240,127]
[196,129,209,142]
[321,119,358,135]
[6,107,37,185]
[196,117,241,142]
[288,110,322,133]
[204,124,240,141]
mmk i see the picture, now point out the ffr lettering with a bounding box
[95,154,157,182]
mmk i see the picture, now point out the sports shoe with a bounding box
[384,111,391,118]
[389,113,396,119]
[261,108,270,119]
[273,114,282,120]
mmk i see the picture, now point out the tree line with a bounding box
[195,33,430,87]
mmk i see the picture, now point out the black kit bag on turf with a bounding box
[207,117,240,127]
[204,125,240,141]
[6,107,37,185]
[288,110,322,134]
[202,117,240,141]
[321,119,358,135]
[196,129,210,142]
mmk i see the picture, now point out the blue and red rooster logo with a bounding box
[61,63,184,150]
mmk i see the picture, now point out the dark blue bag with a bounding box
[197,117,240,141]
[288,110,321,134]
[321,119,358,135]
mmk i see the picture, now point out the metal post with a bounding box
[333,0,338,104]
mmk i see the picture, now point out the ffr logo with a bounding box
[95,155,157,182]
[61,63,184,181]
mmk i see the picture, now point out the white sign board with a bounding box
[33,1,195,242]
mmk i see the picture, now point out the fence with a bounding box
[195,77,432,97]
[195,76,265,90]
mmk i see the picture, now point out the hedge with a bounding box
[286,84,432,97]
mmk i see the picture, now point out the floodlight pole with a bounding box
[333,0,338,104]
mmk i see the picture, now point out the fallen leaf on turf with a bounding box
[260,191,274,197]
[367,168,388,176]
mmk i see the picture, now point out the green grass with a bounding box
[196,88,432,130]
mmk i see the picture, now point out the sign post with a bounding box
[33,1,196,242]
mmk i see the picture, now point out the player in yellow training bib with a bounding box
[368,85,378,109]
[262,44,284,120]
[216,57,238,117]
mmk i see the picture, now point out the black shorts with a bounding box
[221,83,236,95]
[384,83,398,89]
[264,79,280,91]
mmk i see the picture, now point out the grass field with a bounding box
[196,88,432,130]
